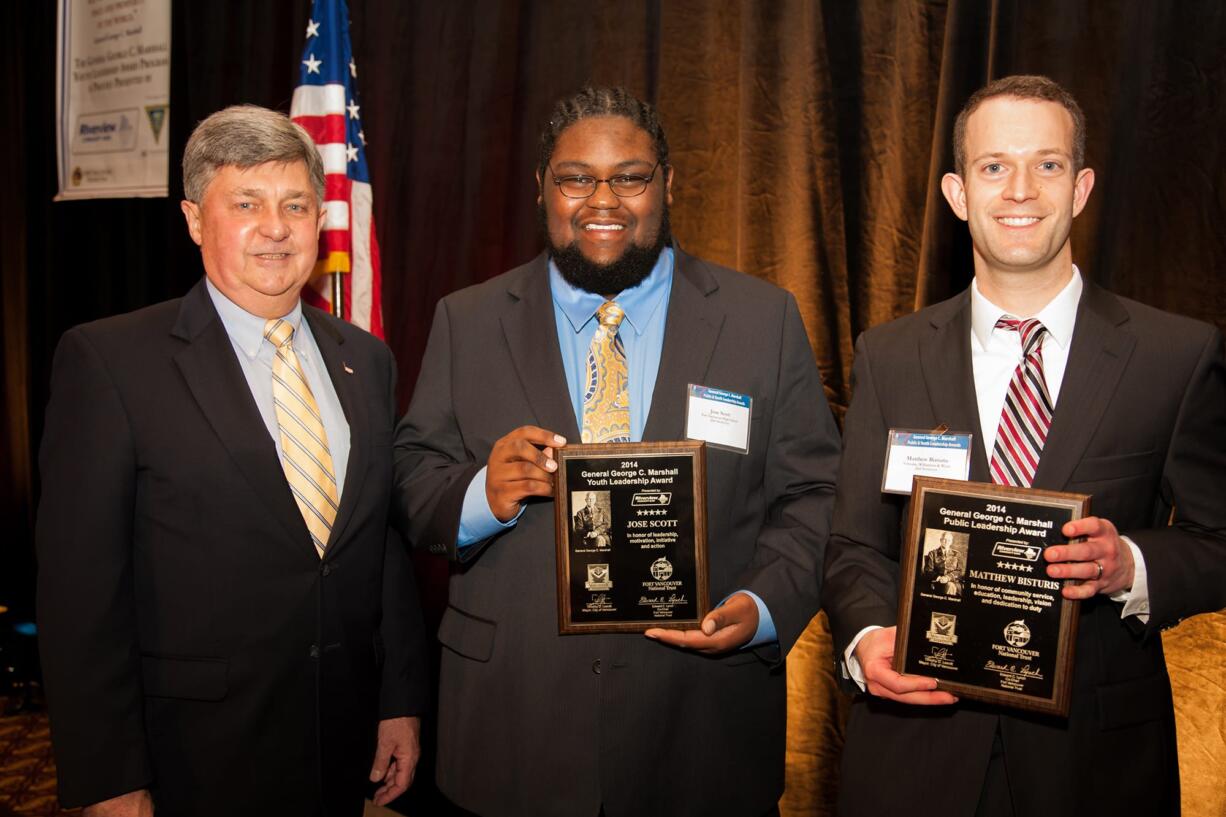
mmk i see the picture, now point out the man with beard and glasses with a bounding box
[393,87,840,817]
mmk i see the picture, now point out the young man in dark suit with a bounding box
[393,87,841,817]
[823,75,1226,816]
[37,105,428,817]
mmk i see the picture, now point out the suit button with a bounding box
[309,644,320,659]
[321,564,332,577]
[591,659,601,674]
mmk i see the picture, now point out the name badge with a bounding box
[685,384,752,454]
[881,429,973,494]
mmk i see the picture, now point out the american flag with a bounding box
[290,0,384,338]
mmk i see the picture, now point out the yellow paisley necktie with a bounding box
[581,301,631,444]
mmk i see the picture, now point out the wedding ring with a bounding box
[1094,561,1104,580]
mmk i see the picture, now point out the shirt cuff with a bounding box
[842,625,882,692]
[725,590,777,648]
[1109,535,1150,622]
[457,466,522,548]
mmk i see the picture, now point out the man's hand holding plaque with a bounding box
[1045,516,1135,599]
[486,426,566,521]
[855,626,958,706]
[644,591,759,654]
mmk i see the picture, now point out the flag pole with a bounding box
[331,271,344,318]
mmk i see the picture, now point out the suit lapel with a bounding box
[642,249,724,441]
[304,308,368,558]
[918,293,992,482]
[172,281,315,559]
[501,254,582,441]
[1033,283,1135,490]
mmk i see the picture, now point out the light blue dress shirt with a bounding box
[206,279,351,499]
[455,249,776,645]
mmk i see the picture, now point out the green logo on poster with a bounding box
[146,105,168,143]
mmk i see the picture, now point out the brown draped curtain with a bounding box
[5,1,1224,814]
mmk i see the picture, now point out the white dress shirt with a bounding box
[843,268,1150,688]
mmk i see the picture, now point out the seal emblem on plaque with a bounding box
[926,612,958,645]
[649,557,674,581]
[1003,619,1032,647]
[585,563,612,591]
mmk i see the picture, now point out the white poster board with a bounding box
[55,0,171,200]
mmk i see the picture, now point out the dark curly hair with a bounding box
[537,86,670,178]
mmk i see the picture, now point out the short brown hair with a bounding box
[952,75,1086,177]
[182,104,325,204]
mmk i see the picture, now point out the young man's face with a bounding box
[538,115,673,295]
[942,96,1094,280]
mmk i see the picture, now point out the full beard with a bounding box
[544,205,672,297]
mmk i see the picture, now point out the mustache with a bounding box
[540,203,672,297]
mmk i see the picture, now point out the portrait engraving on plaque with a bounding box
[920,528,969,599]
[571,491,612,551]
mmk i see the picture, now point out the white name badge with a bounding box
[881,429,973,494]
[685,384,752,454]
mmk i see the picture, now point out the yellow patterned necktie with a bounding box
[581,301,631,444]
[265,319,339,557]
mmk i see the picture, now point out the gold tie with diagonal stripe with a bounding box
[581,301,631,444]
[265,319,339,557]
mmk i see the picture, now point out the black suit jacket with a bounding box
[393,249,840,817]
[823,281,1226,817]
[36,280,428,817]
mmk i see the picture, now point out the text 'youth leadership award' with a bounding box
[555,441,710,634]
[894,477,1089,716]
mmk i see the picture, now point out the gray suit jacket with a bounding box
[822,281,1226,817]
[394,248,840,817]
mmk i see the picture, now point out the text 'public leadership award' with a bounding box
[894,477,1089,716]
[555,441,710,634]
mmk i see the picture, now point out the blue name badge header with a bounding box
[685,384,753,454]
[882,429,973,494]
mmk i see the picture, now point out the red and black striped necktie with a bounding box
[989,317,1053,487]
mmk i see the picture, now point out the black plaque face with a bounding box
[894,477,1089,716]
[555,441,709,634]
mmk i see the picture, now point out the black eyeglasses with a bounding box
[548,160,662,199]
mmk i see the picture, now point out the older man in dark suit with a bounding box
[37,105,428,817]
[823,75,1226,816]
[393,87,841,817]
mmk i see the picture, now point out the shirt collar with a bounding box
[204,278,303,360]
[971,265,1082,351]
[549,246,674,336]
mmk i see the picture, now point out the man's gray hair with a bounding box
[182,104,325,204]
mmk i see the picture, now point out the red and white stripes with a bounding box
[989,318,1053,487]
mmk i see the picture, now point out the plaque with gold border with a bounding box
[894,477,1089,716]
[555,441,710,634]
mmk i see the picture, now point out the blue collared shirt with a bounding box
[206,279,351,498]
[456,248,776,645]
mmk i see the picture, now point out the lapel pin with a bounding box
[343,363,354,374]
